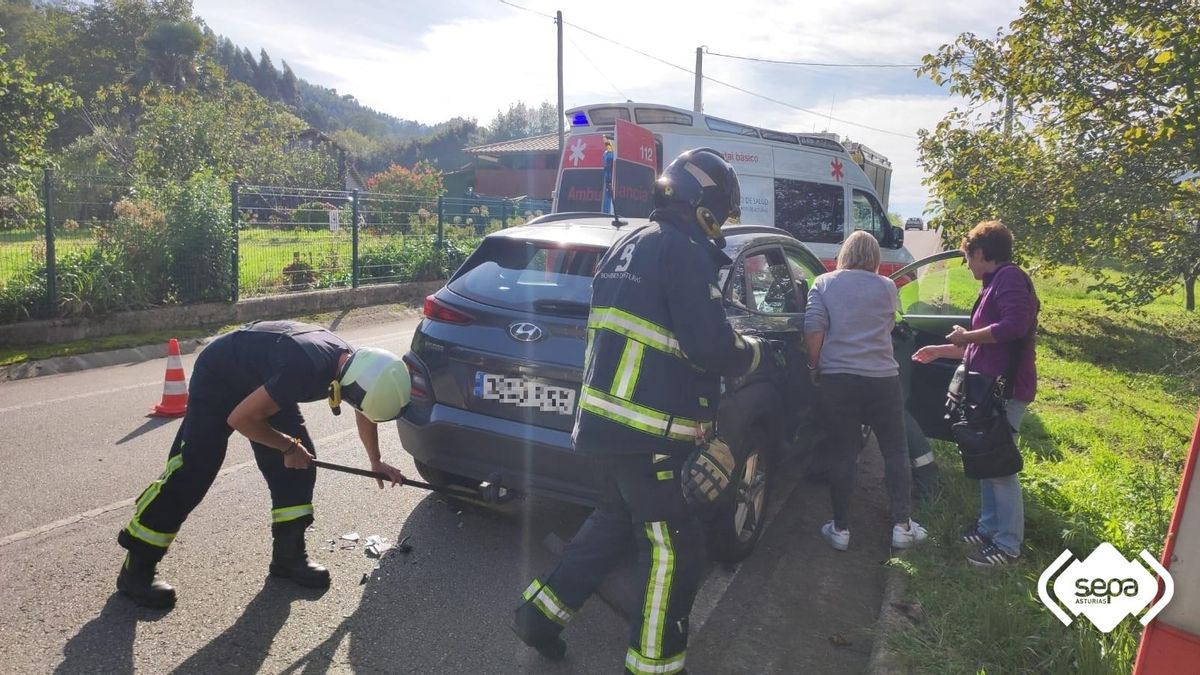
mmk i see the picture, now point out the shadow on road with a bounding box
[170,579,328,675]
[115,416,176,445]
[55,594,169,675]
[275,493,598,673]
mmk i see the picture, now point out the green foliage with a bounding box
[157,170,231,303]
[919,0,1200,309]
[358,236,474,284]
[0,40,77,230]
[96,198,172,303]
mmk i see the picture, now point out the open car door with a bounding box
[890,249,973,441]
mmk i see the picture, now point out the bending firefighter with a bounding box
[116,321,411,609]
[513,148,771,674]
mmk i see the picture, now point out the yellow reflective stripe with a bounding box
[581,387,699,441]
[656,470,674,481]
[625,649,687,674]
[612,340,646,399]
[134,453,185,515]
[522,579,573,625]
[640,522,676,659]
[271,504,314,523]
[589,307,682,356]
[125,518,176,549]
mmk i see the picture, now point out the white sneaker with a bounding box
[821,521,850,551]
[892,519,929,549]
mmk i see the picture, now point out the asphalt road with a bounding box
[903,228,944,263]
[0,315,779,674]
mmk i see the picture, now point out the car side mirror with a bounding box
[793,278,809,312]
[891,225,905,249]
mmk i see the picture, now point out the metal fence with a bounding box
[0,170,553,324]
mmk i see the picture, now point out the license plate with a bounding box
[474,372,577,416]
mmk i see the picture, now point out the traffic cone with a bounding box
[150,339,188,417]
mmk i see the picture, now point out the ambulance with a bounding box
[554,102,912,274]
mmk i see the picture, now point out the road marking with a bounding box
[0,427,359,548]
[0,329,415,415]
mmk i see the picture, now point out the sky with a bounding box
[192,0,1024,220]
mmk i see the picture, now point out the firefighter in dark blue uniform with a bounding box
[116,320,411,609]
[513,148,769,674]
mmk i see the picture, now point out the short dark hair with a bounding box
[961,220,1013,262]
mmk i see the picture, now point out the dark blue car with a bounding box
[399,213,967,561]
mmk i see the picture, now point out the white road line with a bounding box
[0,329,416,414]
[0,427,359,547]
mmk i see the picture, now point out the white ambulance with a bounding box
[556,102,911,274]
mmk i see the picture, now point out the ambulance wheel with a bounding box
[414,459,481,491]
[709,429,771,563]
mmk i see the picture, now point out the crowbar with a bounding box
[311,459,511,503]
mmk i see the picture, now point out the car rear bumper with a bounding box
[397,401,605,507]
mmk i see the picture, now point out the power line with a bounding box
[496,0,916,139]
[565,34,628,100]
[705,49,923,69]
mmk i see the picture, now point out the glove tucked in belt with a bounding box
[681,437,736,506]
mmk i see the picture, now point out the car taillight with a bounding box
[423,295,473,325]
[406,359,431,400]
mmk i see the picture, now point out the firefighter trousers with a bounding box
[519,452,703,675]
[118,364,318,562]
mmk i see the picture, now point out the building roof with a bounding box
[465,133,559,156]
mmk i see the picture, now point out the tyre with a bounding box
[413,459,482,491]
[708,429,771,563]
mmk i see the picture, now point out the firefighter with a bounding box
[513,148,771,674]
[116,320,411,609]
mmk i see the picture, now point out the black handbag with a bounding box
[945,364,1022,479]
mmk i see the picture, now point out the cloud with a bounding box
[193,0,1023,215]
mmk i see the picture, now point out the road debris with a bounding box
[364,535,390,558]
[341,532,360,542]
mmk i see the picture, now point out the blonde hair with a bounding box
[837,230,881,272]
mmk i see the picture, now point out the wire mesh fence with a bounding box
[0,171,552,324]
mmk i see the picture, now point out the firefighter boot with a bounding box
[269,521,331,588]
[116,552,177,609]
[512,599,567,661]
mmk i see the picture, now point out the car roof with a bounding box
[491,214,810,253]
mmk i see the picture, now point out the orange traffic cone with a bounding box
[150,338,189,417]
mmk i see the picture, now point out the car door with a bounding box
[890,249,973,440]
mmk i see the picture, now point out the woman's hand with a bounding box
[946,325,971,346]
[912,345,944,364]
[371,460,406,489]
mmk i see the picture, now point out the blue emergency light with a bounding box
[571,112,589,127]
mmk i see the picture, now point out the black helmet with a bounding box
[653,148,741,241]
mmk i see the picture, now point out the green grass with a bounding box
[894,268,1200,674]
[0,323,242,368]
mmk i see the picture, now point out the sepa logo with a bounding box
[1038,543,1174,633]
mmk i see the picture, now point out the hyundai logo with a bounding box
[509,322,544,342]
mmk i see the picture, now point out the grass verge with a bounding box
[893,268,1200,674]
[0,323,241,367]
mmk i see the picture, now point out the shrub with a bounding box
[281,252,317,291]
[96,199,172,304]
[357,236,476,285]
[160,171,232,304]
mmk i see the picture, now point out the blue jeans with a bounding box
[976,400,1028,556]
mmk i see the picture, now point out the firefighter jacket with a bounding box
[573,211,761,456]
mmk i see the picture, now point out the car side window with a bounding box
[851,189,888,240]
[894,253,977,316]
[734,247,799,315]
[783,247,821,312]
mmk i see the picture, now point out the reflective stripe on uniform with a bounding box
[911,451,936,468]
[640,521,676,659]
[522,579,573,625]
[625,649,687,675]
[612,340,646,399]
[271,503,314,523]
[580,387,698,442]
[589,307,682,357]
[125,517,176,548]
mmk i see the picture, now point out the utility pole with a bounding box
[693,47,703,112]
[557,11,565,162]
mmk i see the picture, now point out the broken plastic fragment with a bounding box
[341,532,360,542]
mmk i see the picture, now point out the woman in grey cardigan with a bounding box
[804,230,928,551]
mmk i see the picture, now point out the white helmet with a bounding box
[331,348,411,422]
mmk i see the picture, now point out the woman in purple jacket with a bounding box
[913,221,1039,566]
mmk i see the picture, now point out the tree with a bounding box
[483,101,558,143]
[919,0,1200,308]
[135,19,204,89]
[254,48,278,100]
[0,41,76,228]
[279,60,299,107]
[365,161,444,197]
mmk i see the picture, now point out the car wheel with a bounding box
[413,459,482,491]
[709,429,771,563]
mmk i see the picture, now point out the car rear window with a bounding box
[449,238,606,316]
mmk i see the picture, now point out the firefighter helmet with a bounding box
[332,348,411,422]
[653,148,742,241]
